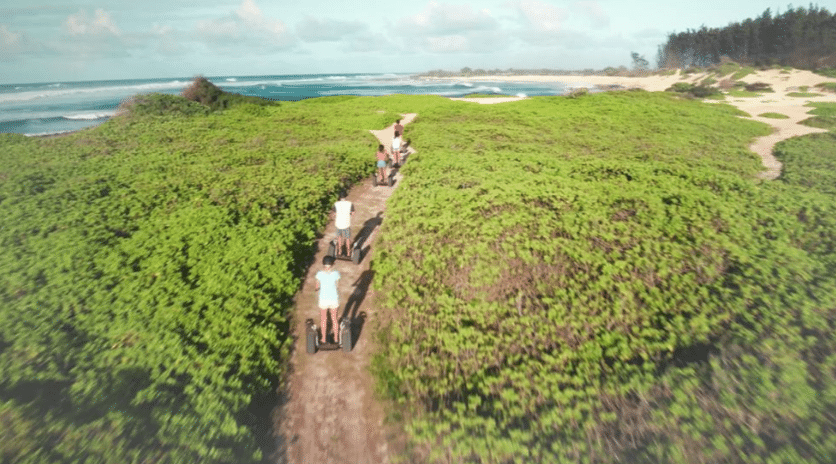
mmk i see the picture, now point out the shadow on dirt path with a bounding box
[272,114,417,464]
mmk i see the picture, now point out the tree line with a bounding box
[658,4,836,69]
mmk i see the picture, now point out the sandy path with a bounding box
[272,114,417,464]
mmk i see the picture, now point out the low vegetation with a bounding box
[0,88,400,463]
[816,82,836,92]
[4,83,836,464]
[372,91,836,463]
[800,102,836,130]
[665,82,721,98]
[758,112,790,119]
[787,91,823,97]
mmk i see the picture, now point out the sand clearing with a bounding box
[446,69,836,179]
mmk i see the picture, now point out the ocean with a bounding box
[0,73,572,137]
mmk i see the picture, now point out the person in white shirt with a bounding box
[315,256,341,344]
[391,131,403,167]
[332,192,354,256]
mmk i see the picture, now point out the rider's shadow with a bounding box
[343,270,374,343]
[354,212,383,262]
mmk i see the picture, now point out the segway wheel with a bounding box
[327,241,336,258]
[306,321,317,354]
[340,318,352,352]
[372,174,378,187]
[387,175,394,187]
[351,247,361,265]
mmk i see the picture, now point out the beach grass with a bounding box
[816,82,836,92]
[726,90,763,97]
[758,112,790,119]
[787,91,823,97]
[800,102,836,130]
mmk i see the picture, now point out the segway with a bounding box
[327,237,361,264]
[372,168,394,187]
[305,318,352,354]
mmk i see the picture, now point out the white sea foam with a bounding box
[24,129,76,137]
[516,93,528,98]
[0,80,189,104]
[469,85,504,94]
[226,78,237,82]
[63,111,118,120]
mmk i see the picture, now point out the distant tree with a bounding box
[658,5,836,70]
[631,52,650,70]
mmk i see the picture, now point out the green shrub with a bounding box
[566,87,589,98]
[744,82,772,92]
[799,102,836,130]
[816,82,836,92]
[758,112,790,119]
[370,92,836,464]
[775,132,836,194]
[814,68,836,78]
[181,76,276,111]
[666,82,720,98]
[120,93,209,117]
[726,90,763,97]
[0,93,407,463]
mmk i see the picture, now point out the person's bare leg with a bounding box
[331,308,340,343]
[319,309,327,343]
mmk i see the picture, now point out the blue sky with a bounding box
[1,0,789,84]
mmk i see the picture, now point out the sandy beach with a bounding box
[448,69,836,179]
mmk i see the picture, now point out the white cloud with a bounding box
[0,24,30,61]
[513,0,565,33]
[426,35,469,53]
[65,9,120,36]
[343,32,396,53]
[403,2,499,34]
[195,0,293,50]
[296,17,368,42]
[399,2,505,54]
[151,23,179,55]
[575,1,609,29]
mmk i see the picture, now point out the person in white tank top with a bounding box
[332,192,354,256]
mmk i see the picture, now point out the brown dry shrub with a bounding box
[717,78,735,90]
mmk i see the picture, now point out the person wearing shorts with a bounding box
[391,131,403,167]
[315,256,341,344]
[332,192,354,256]
[375,144,388,184]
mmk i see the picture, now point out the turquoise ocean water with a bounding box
[0,73,575,137]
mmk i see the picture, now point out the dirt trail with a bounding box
[272,114,417,464]
[724,98,830,180]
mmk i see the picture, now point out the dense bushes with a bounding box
[371,92,836,463]
[182,76,277,111]
[665,82,721,98]
[0,93,399,463]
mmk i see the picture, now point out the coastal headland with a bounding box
[2,69,836,464]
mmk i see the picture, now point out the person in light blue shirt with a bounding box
[315,255,341,344]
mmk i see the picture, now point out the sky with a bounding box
[1,0,794,84]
